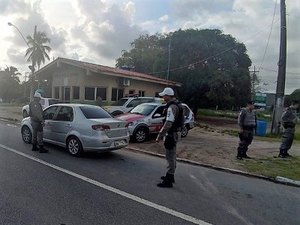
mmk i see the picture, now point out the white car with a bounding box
[116,102,195,142]
[21,104,130,156]
[22,97,59,118]
[105,97,163,116]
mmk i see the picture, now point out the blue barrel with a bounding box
[256,120,267,136]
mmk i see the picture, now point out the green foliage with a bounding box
[116,29,252,112]
[0,67,22,102]
[285,89,300,107]
[25,25,51,70]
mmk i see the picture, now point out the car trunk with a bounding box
[89,118,128,138]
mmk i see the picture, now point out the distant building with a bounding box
[34,57,181,102]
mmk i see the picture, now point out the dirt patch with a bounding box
[129,125,300,171]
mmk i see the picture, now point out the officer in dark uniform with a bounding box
[278,100,299,158]
[29,92,48,153]
[156,87,184,188]
[236,101,256,160]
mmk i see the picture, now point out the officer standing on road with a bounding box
[236,101,257,160]
[278,100,299,158]
[29,92,48,153]
[156,87,184,188]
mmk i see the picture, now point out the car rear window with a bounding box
[49,99,59,105]
[112,98,128,106]
[80,106,112,119]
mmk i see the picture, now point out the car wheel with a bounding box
[133,127,148,143]
[22,126,32,144]
[23,110,29,118]
[181,125,189,138]
[67,136,83,157]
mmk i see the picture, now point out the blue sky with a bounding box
[0,0,299,94]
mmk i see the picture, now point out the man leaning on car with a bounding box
[29,92,48,153]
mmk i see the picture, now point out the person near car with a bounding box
[29,91,48,153]
[278,100,299,158]
[96,96,103,107]
[236,101,256,160]
[156,87,184,188]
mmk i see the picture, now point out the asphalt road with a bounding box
[0,120,299,225]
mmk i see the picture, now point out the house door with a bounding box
[64,87,70,102]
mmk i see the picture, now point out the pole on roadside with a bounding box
[8,22,35,101]
[166,35,171,82]
[271,0,287,134]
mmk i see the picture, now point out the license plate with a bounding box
[115,140,126,147]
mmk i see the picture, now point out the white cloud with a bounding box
[1,0,299,94]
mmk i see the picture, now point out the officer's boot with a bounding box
[278,149,286,158]
[236,149,243,160]
[39,145,48,153]
[161,174,175,183]
[157,173,173,188]
[32,144,38,151]
[284,149,291,157]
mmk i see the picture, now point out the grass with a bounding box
[198,108,238,119]
[241,157,300,180]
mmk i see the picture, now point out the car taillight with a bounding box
[92,124,110,131]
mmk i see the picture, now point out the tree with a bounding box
[25,25,51,70]
[0,66,22,102]
[116,29,252,112]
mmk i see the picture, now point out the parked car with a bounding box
[21,104,129,156]
[105,97,163,116]
[116,102,194,142]
[22,97,60,118]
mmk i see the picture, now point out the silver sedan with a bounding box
[21,104,129,156]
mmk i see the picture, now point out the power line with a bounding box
[261,67,300,76]
[259,0,278,70]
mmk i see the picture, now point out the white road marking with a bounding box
[0,143,212,225]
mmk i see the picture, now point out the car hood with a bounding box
[116,113,145,122]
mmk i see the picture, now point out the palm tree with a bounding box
[25,25,51,70]
[4,66,21,83]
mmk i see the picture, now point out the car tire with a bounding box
[21,126,32,144]
[67,136,83,157]
[181,125,189,138]
[133,127,148,143]
[23,110,29,118]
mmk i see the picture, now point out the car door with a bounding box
[149,106,165,133]
[51,106,74,144]
[42,105,59,141]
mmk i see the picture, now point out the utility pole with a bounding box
[250,66,259,101]
[271,0,287,134]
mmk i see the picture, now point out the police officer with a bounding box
[156,87,184,188]
[236,101,257,160]
[29,92,48,153]
[278,100,299,158]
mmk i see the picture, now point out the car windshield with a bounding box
[112,98,128,106]
[130,104,157,116]
[80,106,112,119]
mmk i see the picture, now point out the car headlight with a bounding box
[128,122,135,126]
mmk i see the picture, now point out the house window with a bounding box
[96,87,107,101]
[85,87,107,101]
[111,88,124,101]
[85,87,95,100]
[129,90,135,95]
[138,90,145,97]
[73,86,80,100]
[54,87,59,99]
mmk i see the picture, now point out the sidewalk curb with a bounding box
[125,146,300,188]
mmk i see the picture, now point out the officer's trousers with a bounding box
[164,132,179,175]
[237,129,254,156]
[279,128,294,153]
[31,120,43,146]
